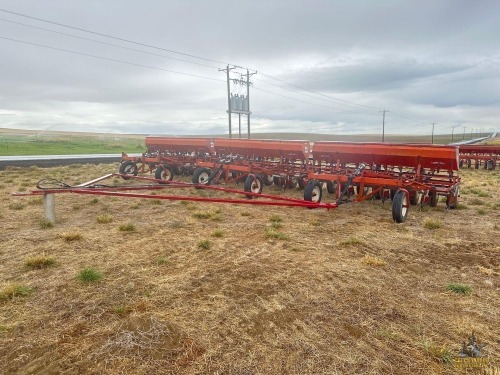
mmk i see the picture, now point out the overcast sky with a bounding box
[0,0,499,136]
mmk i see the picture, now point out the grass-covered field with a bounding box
[0,163,499,374]
[0,130,145,156]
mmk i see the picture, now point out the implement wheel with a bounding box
[392,190,409,223]
[304,180,323,204]
[429,191,438,207]
[446,187,459,209]
[119,161,138,180]
[467,159,471,168]
[297,178,306,189]
[326,181,336,194]
[486,160,494,170]
[192,167,211,185]
[273,176,284,187]
[262,174,274,186]
[244,175,264,198]
[155,164,174,184]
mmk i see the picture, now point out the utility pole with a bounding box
[431,122,436,144]
[380,109,388,142]
[219,65,235,138]
[220,66,256,139]
[451,124,460,143]
[463,126,465,141]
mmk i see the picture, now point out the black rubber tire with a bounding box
[467,159,471,168]
[261,174,274,186]
[459,159,464,169]
[243,175,264,198]
[446,188,459,209]
[297,178,306,189]
[273,176,284,187]
[119,161,138,180]
[155,164,174,184]
[486,160,494,170]
[390,189,397,201]
[409,190,420,205]
[429,191,438,207]
[475,162,480,169]
[192,167,211,185]
[173,166,183,175]
[304,180,323,204]
[392,190,409,223]
[326,181,336,194]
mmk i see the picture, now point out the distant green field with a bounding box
[0,134,146,156]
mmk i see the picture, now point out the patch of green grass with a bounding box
[423,341,453,364]
[72,204,82,211]
[477,209,487,215]
[115,306,131,314]
[240,211,252,217]
[269,214,283,223]
[59,231,82,242]
[130,203,140,209]
[9,202,25,210]
[119,223,136,232]
[456,203,468,210]
[447,283,472,295]
[193,211,212,219]
[198,240,211,250]
[0,325,10,333]
[90,197,99,204]
[96,214,113,224]
[270,222,283,229]
[340,236,362,246]
[0,134,146,156]
[265,229,289,240]
[25,255,56,269]
[423,218,442,230]
[212,229,224,238]
[39,219,54,229]
[77,268,102,283]
[468,198,485,205]
[149,199,162,205]
[156,257,168,265]
[0,284,33,302]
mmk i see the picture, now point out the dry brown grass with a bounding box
[0,163,499,374]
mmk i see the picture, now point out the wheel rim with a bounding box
[162,169,172,180]
[124,165,135,175]
[198,172,210,184]
[311,186,321,203]
[251,179,261,193]
[401,194,408,217]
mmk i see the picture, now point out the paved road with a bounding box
[0,154,123,170]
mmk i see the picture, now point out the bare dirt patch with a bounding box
[0,164,499,374]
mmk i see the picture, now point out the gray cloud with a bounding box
[0,0,499,136]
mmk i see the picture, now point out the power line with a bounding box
[258,71,383,111]
[0,8,387,114]
[389,111,428,125]
[0,18,220,69]
[0,8,229,66]
[253,76,377,115]
[0,36,225,82]
[252,86,378,115]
